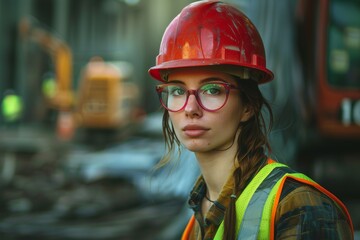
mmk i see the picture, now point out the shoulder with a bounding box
[275,178,353,239]
[276,178,342,217]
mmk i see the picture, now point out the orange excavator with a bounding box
[19,18,74,112]
[76,57,140,130]
[19,17,141,141]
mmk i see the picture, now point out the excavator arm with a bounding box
[19,17,74,111]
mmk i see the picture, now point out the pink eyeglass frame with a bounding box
[155,82,238,112]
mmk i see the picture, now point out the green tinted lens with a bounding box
[163,85,187,111]
[199,83,227,110]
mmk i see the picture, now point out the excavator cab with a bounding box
[75,58,139,130]
[316,0,360,137]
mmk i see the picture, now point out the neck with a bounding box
[195,147,237,200]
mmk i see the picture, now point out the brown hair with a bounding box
[223,78,273,240]
[158,77,273,239]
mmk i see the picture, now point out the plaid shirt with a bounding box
[187,168,353,240]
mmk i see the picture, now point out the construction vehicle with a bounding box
[297,0,360,138]
[76,58,139,130]
[18,17,141,141]
[294,0,360,198]
[19,18,74,112]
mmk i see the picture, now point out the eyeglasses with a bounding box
[156,82,238,112]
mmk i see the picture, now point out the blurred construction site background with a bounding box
[0,0,359,239]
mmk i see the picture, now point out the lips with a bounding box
[182,124,209,137]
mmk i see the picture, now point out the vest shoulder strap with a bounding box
[214,161,287,240]
[181,215,195,240]
[236,162,291,240]
[258,171,313,239]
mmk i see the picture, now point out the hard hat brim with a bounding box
[148,59,274,84]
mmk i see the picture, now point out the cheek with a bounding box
[222,97,244,122]
[168,112,176,124]
[222,110,242,129]
[168,112,180,131]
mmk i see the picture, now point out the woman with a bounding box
[148,1,354,239]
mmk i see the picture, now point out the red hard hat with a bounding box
[148,0,273,84]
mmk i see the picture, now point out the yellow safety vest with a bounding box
[182,162,354,240]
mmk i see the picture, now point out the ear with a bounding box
[240,106,254,122]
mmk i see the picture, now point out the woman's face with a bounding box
[167,68,251,153]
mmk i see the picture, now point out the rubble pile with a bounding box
[0,142,184,240]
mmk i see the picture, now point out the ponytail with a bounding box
[223,78,273,240]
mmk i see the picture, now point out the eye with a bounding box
[168,86,186,96]
[200,83,224,95]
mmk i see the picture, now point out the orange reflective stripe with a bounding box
[267,158,276,164]
[270,174,288,240]
[181,215,195,240]
[267,157,282,240]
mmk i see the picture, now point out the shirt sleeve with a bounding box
[274,179,353,240]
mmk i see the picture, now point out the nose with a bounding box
[184,94,203,118]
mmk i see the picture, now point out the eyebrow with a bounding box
[168,77,229,85]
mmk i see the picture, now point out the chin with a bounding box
[183,141,212,153]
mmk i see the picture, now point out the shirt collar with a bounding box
[188,171,236,226]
